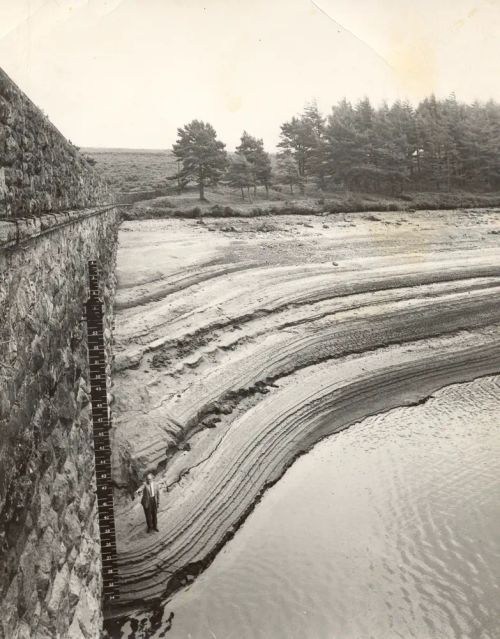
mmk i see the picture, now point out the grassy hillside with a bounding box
[83,148,177,195]
[84,148,500,217]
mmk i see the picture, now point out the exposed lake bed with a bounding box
[107,208,500,637]
[118,375,500,639]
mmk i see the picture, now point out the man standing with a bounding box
[141,473,160,533]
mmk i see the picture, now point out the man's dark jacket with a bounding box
[141,483,160,511]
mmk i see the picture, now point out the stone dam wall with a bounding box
[0,67,111,219]
[0,68,120,638]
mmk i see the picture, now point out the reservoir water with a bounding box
[123,376,500,639]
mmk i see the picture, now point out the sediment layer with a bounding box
[111,210,500,609]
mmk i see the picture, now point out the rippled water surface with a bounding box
[127,377,500,639]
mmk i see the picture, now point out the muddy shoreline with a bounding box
[108,208,500,617]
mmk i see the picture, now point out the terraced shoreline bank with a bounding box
[109,208,500,615]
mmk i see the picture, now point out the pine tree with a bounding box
[321,95,500,193]
[415,96,451,189]
[254,151,273,197]
[172,96,500,202]
[461,102,499,188]
[226,155,253,200]
[441,94,465,190]
[483,100,500,189]
[370,103,409,193]
[172,120,227,200]
[350,98,380,190]
[324,99,362,189]
[277,152,301,194]
[236,132,273,196]
[303,102,328,189]
[278,117,316,190]
[388,101,417,182]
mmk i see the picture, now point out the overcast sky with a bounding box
[1,0,499,150]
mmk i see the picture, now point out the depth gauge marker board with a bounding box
[85,260,119,604]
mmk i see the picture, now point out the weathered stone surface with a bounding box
[0,69,112,219]
[18,531,38,616]
[67,616,87,639]
[70,588,100,639]
[68,566,82,607]
[62,503,82,549]
[12,621,32,639]
[36,527,55,596]
[0,205,119,637]
[46,562,69,617]
[0,108,119,639]
[51,473,69,514]
[1,577,19,639]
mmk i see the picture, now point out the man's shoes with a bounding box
[147,529,152,533]
[154,528,159,532]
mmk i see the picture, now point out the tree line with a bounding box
[172,95,500,200]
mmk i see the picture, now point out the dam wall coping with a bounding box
[0,205,119,250]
